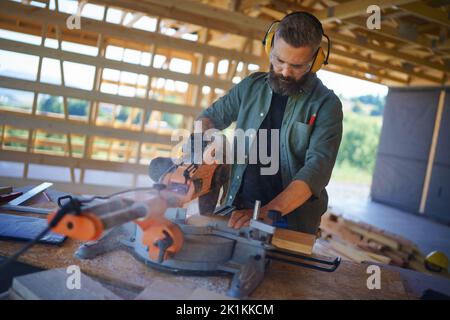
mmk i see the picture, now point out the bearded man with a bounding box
[196,12,343,234]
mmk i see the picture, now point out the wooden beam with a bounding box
[2,1,267,66]
[0,110,174,145]
[330,57,408,83]
[256,5,448,73]
[328,30,449,73]
[124,12,144,27]
[314,0,416,23]
[9,0,446,83]
[344,221,400,250]
[0,176,126,196]
[330,45,442,83]
[400,2,450,28]
[0,149,148,175]
[0,76,199,117]
[90,0,268,39]
[238,0,271,12]
[339,16,446,52]
[323,64,387,85]
[258,7,284,20]
[0,38,233,91]
[419,89,446,214]
[268,0,311,13]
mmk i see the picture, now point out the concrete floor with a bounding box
[327,181,450,259]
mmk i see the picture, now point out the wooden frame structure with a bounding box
[0,0,449,194]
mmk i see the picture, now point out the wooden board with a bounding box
[0,224,418,299]
[252,260,413,300]
[12,268,121,300]
[343,221,400,250]
[319,212,425,270]
[0,195,412,300]
[134,279,197,300]
[0,236,413,299]
[134,279,235,300]
[272,228,315,255]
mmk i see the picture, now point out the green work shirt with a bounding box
[198,72,343,234]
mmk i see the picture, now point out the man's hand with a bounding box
[228,209,252,229]
[228,207,272,229]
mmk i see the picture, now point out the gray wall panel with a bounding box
[377,88,439,161]
[371,155,426,213]
[426,165,450,222]
[371,87,439,214]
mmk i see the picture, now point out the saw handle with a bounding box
[156,231,174,263]
[140,218,184,262]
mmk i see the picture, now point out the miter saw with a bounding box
[46,143,341,299]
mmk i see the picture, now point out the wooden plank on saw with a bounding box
[272,228,315,255]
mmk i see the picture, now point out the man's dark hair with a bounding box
[275,12,323,51]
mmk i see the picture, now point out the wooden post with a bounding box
[24,21,48,179]
[419,89,446,214]
[135,17,160,181]
[0,125,5,149]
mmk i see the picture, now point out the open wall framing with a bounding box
[0,0,265,193]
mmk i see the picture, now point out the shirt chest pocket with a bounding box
[289,121,312,158]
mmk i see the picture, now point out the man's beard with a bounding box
[268,64,309,96]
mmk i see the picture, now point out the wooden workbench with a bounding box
[0,237,414,299]
[0,187,416,299]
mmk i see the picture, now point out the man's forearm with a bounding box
[262,180,312,216]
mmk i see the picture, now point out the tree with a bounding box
[336,113,381,172]
[352,103,363,114]
[68,99,88,116]
[116,106,130,122]
[39,95,63,114]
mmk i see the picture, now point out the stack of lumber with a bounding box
[318,211,428,273]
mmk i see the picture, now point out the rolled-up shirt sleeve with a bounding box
[293,95,343,198]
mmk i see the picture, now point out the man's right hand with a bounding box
[228,209,253,229]
[228,207,273,229]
